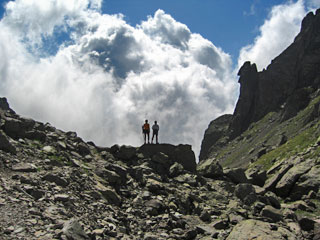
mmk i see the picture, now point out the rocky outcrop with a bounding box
[227,219,297,240]
[138,143,197,172]
[195,10,320,240]
[199,114,232,161]
[200,9,320,162]
[231,9,320,138]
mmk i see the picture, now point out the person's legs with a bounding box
[156,133,158,144]
[147,131,150,143]
[151,132,155,143]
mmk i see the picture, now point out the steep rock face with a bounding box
[200,9,320,161]
[231,9,320,138]
[199,114,232,161]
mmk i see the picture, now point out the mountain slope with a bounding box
[200,9,320,165]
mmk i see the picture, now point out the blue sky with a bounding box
[0,0,302,61]
[0,0,318,157]
[101,0,284,62]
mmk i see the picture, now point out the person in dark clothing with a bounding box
[151,121,159,144]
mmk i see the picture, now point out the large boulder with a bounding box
[138,144,196,172]
[227,219,297,240]
[0,130,16,154]
[289,165,320,200]
[275,159,313,198]
[224,168,248,184]
[2,117,35,139]
[264,163,293,192]
[173,144,197,172]
[197,158,223,179]
[0,97,10,111]
[245,167,267,187]
[62,219,89,240]
[117,145,137,160]
[234,183,257,205]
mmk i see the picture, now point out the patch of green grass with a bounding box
[29,140,44,149]
[220,112,278,168]
[253,122,319,170]
[48,154,73,166]
[221,144,252,167]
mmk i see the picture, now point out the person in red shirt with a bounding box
[142,120,150,144]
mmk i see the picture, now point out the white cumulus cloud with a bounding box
[0,1,237,159]
[238,0,307,71]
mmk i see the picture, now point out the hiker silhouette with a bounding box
[142,120,150,144]
[152,121,159,144]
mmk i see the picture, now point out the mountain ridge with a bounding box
[200,8,320,163]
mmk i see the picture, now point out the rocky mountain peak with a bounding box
[196,10,320,239]
[200,9,320,162]
[230,8,320,139]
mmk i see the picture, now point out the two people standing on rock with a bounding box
[142,120,159,144]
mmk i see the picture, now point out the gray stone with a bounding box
[146,178,164,193]
[95,182,121,206]
[212,219,229,230]
[62,219,89,240]
[226,219,297,240]
[173,144,197,172]
[224,168,248,184]
[117,145,136,160]
[234,183,257,205]
[3,118,25,139]
[26,188,45,200]
[199,114,233,161]
[138,143,196,172]
[42,146,56,154]
[199,210,211,222]
[264,163,293,192]
[245,167,267,187]
[25,130,46,142]
[77,142,91,156]
[0,130,16,154]
[275,159,313,198]
[145,199,165,216]
[54,194,70,202]
[298,217,315,231]
[43,174,69,187]
[169,162,185,177]
[264,191,281,209]
[0,97,10,111]
[197,158,223,179]
[290,165,320,200]
[12,163,37,172]
[97,169,122,185]
[152,152,169,164]
[261,205,283,222]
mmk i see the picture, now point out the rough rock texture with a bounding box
[0,97,317,240]
[227,219,297,240]
[200,9,320,164]
[199,114,232,161]
[230,9,320,138]
[196,9,320,240]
